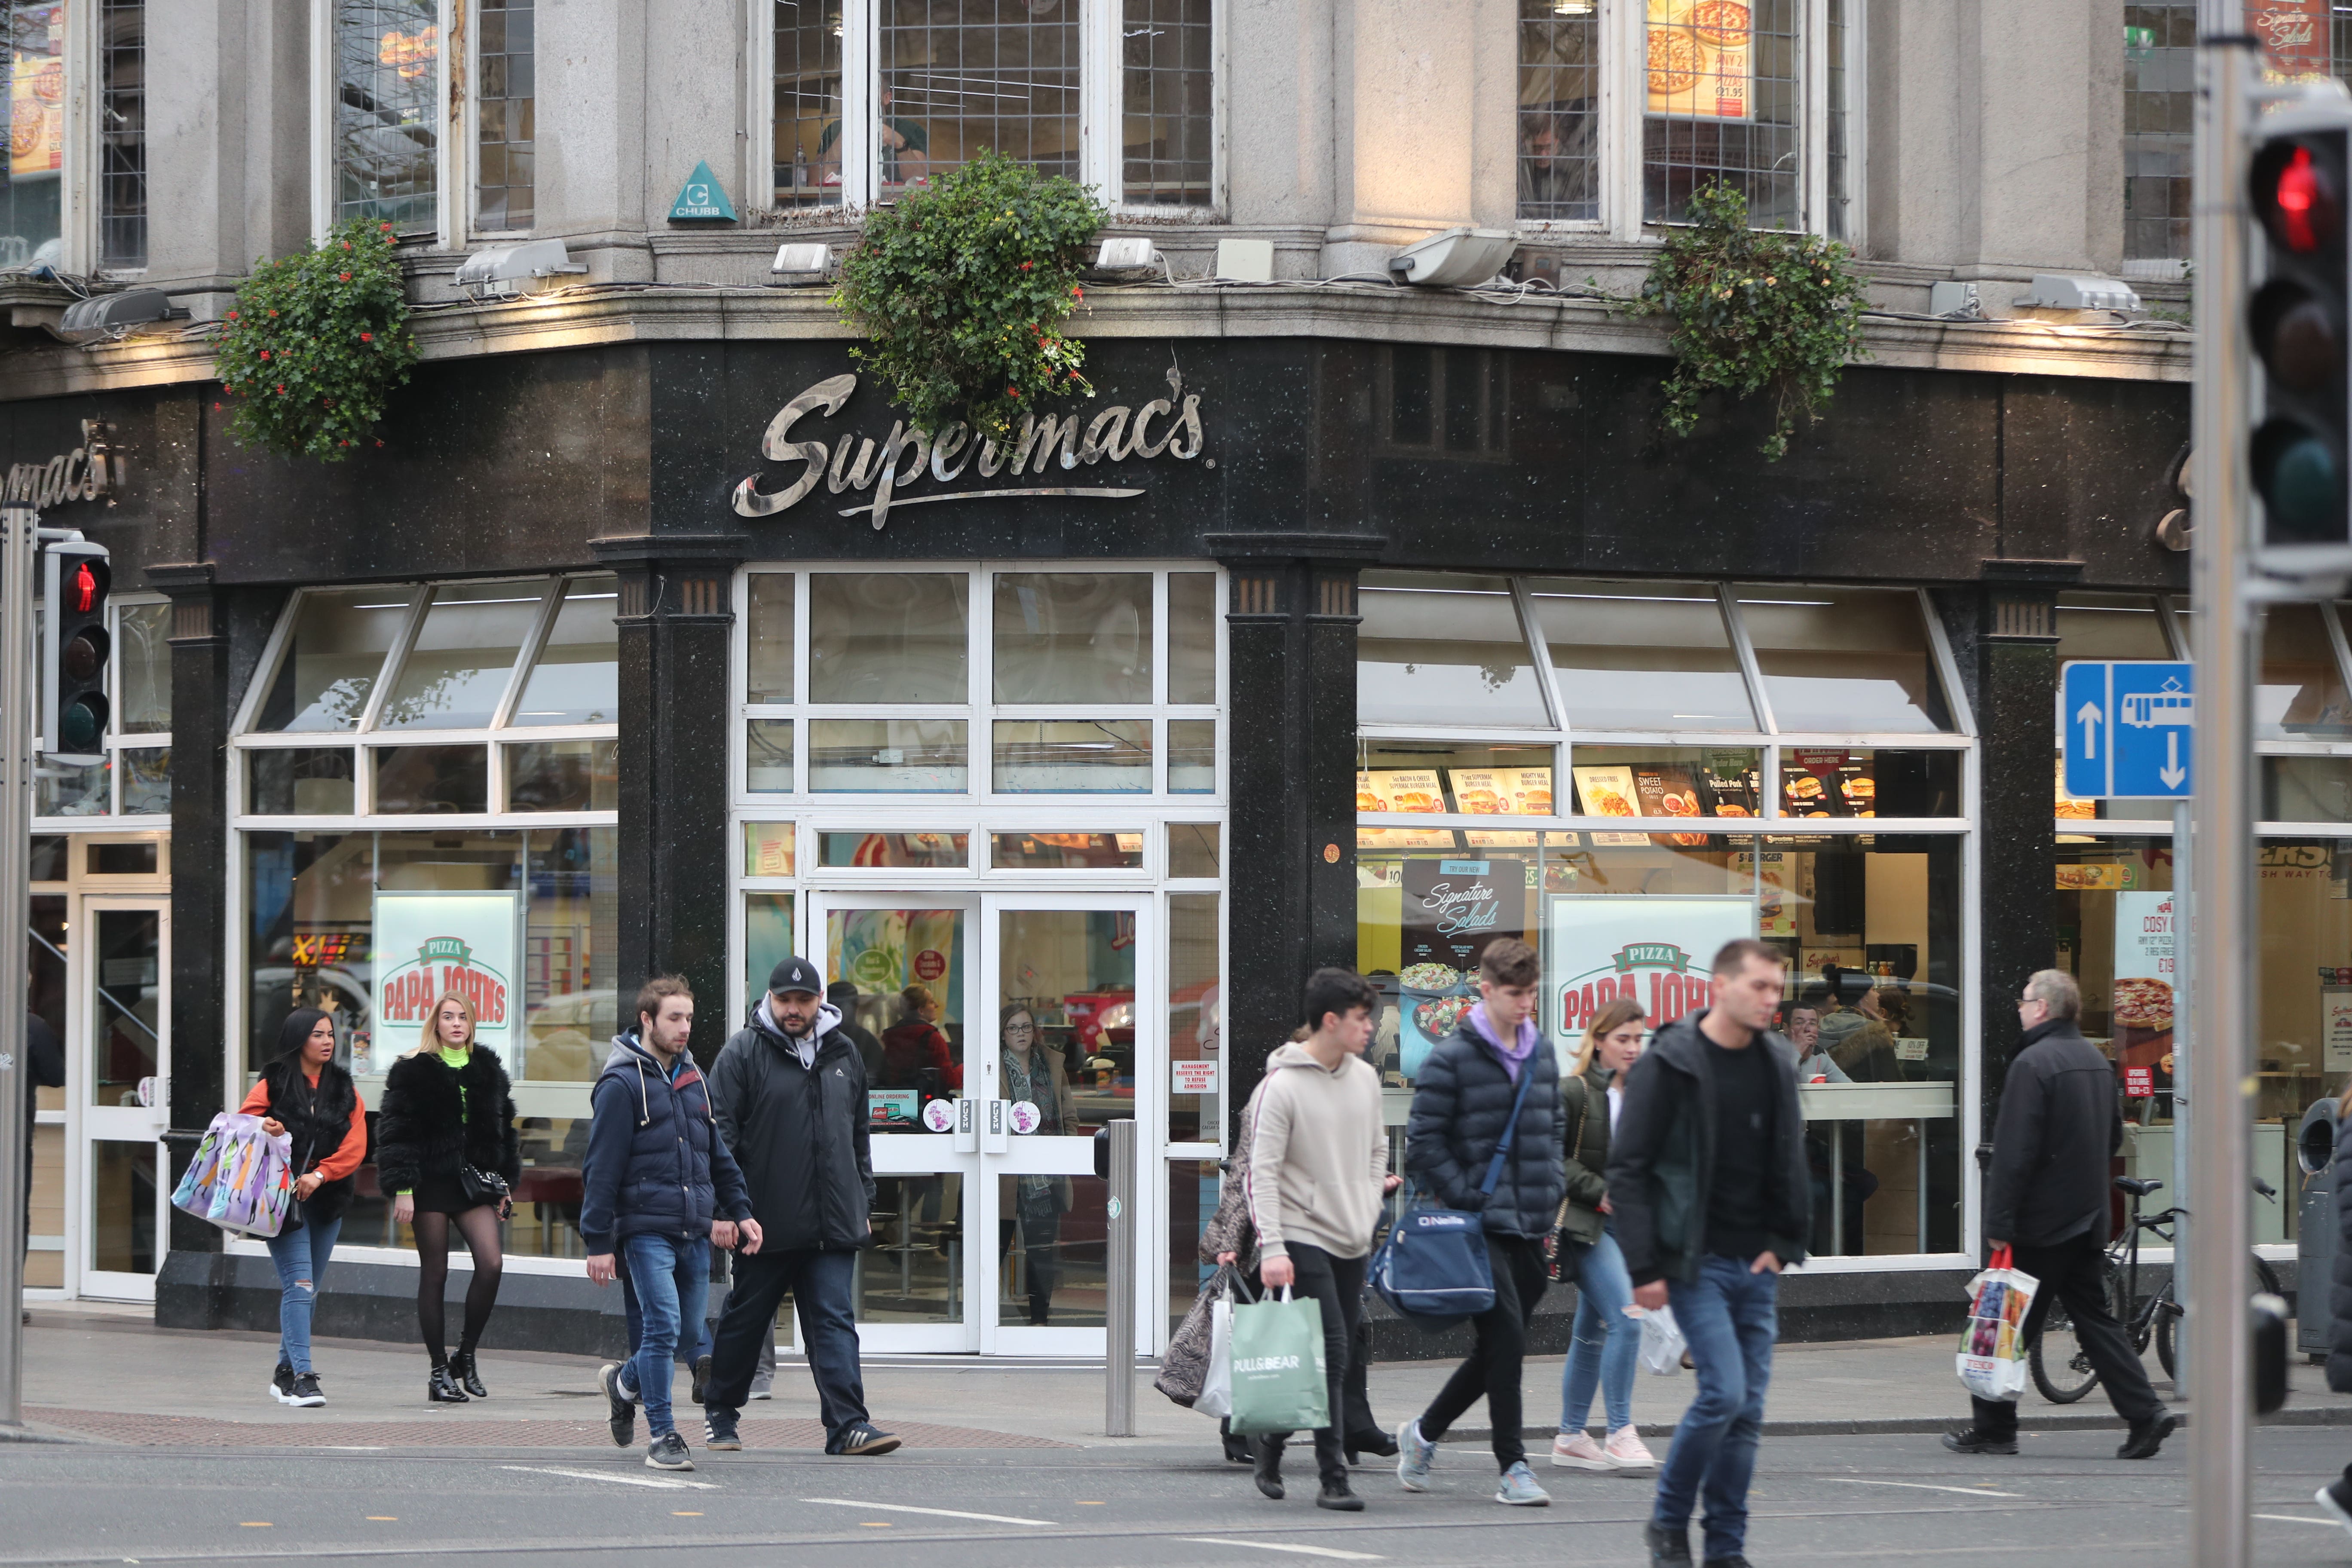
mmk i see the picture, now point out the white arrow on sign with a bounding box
[2076,701,2103,760]
[2160,730,2186,790]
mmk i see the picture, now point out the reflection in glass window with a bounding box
[1167,572,1217,703]
[115,601,172,734]
[994,574,1153,703]
[475,0,534,230]
[989,831,1144,869]
[747,718,794,793]
[818,830,968,868]
[256,588,414,732]
[1122,0,1213,207]
[1167,718,1216,793]
[992,719,1152,793]
[775,0,843,206]
[36,756,107,817]
[335,0,441,234]
[746,572,796,703]
[120,747,169,814]
[1357,573,1547,728]
[1168,891,1219,1142]
[511,577,618,726]
[1527,579,1753,731]
[2258,604,2352,740]
[1643,0,1802,229]
[0,2,64,268]
[808,718,968,791]
[1737,585,1948,734]
[506,738,618,812]
[809,573,969,702]
[874,0,1080,189]
[99,0,146,269]
[374,744,490,813]
[2123,4,2195,262]
[744,892,795,1015]
[248,748,357,815]
[1518,0,1599,223]
[378,582,542,730]
[2055,592,2171,662]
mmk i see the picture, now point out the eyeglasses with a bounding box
[1004,1022,1035,1034]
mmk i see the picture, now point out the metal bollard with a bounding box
[1104,1118,1136,1436]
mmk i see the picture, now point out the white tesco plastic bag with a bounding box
[1638,1304,1686,1377]
[1955,1250,2039,1403]
[1195,1294,1236,1419]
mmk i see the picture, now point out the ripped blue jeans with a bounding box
[263,1199,343,1374]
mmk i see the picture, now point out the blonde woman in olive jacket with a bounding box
[1551,997,1657,1474]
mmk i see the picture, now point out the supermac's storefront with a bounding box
[3,329,2190,1355]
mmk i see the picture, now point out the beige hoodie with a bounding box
[1247,1040,1390,1261]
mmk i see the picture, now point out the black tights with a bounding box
[412,1206,505,1367]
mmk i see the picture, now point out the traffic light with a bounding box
[41,541,110,763]
[2249,111,2352,550]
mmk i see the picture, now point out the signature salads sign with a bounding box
[732,369,1207,531]
[371,891,519,1069]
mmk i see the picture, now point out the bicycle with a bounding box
[2027,1175,2283,1405]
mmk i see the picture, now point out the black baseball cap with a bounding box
[769,956,824,998]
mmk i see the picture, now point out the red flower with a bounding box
[339,272,351,282]
[213,401,222,410]
[1008,386,1020,398]
[1071,285,1083,298]
[268,309,278,317]
[259,349,270,360]
[275,384,285,394]
[380,221,392,231]
[227,309,239,321]
[1020,261,1034,271]
[360,331,373,342]
[342,241,352,251]
[375,439,385,447]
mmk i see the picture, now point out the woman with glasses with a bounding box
[996,1002,1078,1325]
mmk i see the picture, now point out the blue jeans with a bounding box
[1653,1254,1779,1562]
[621,1234,710,1439]
[1559,1230,1640,1435]
[263,1201,342,1375]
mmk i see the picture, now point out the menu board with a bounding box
[1572,766,1639,819]
[1449,769,1511,815]
[1500,767,1555,815]
[2112,891,2177,1072]
[1397,855,1529,1077]
[1783,749,1875,818]
[1633,765,1709,846]
[1360,826,1458,850]
[1757,851,1795,937]
[1704,751,1761,818]
[1646,0,1753,122]
[1359,769,1446,813]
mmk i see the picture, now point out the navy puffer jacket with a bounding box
[1404,1012,1565,1239]
[2328,1109,2352,1392]
[578,1032,754,1253]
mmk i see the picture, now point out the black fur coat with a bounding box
[374,1046,521,1195]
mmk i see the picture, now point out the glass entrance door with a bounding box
[79,899,168,1300]
[809,891,1152,1355]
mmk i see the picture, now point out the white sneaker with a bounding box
[1604,1427,1656,1473]
[1550,1430,1612,1470]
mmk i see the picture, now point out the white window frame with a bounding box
[1517,0,1862,244]
[749,0,1225,218]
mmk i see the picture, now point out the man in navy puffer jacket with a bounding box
[582,975,760,1471]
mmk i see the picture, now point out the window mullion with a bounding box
[360,589,434,733]
[1612,0,1643,240]
[1084,0,1121,200]
[1719,582,1778,735]
[439,0,461,248]
[840,0,877,208]
[493,579,565,730]
[1802,0,1828,234]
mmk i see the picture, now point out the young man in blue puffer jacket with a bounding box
[581,975,760,1471]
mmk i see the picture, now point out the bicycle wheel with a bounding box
[2030,1289,2103,1404]
[2153,1257,2283,1381]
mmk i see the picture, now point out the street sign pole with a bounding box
[2171,797,2193,1392]
[2189,15,2256,1567]
[0,500,34,1429]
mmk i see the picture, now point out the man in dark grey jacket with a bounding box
[1945,968,2174,1461]
[699,956,898,1457]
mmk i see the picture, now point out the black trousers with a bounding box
[1972,1228,2162,1436]
[1258,1242,1366,1488]
[1420,1232,1550,1470]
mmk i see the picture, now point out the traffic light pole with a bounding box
[2189,16,2256,1567]
[0,500,35,1429]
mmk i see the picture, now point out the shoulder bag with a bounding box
[1370,1055,1537,1328]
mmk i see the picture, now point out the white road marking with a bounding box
[500,1464,719,1491]
[2257,1513,2346,1528]
[800,1497,1054,1526]
[1830,1477,2023,1499]
[1179,1539,1384,1562]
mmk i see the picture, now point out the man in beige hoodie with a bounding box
[1247,967,1401,1511]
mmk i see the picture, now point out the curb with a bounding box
[1440,1403,2352,1445]
[0,1424,83,1446]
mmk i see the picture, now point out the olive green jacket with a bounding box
[1557,1063,1615,1247]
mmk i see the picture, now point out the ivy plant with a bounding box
[1635,181,1868,460]
[832,149,1107,444]
[213,217,421,461]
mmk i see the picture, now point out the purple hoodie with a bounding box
[1463,1003,1539,1081]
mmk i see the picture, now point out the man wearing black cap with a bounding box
[700,956,897,1456]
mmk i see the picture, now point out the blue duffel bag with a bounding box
[1369,1060,1534,1328]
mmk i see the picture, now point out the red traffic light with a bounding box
[70,560,98,613]
[2257,138,2344,256]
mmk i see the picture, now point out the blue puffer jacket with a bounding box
[579,1031,754,1253]
[1405,1011,1565,1239]
[2328,1110,2352,1393]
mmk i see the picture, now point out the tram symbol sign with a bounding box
[2062,661,2195,800]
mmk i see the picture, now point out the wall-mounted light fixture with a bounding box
[770,242,836,284]
[57,288,188,339]
[453,239,588,301]
[1389,227,1517,288]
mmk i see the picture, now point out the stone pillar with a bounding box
[597,536,739,1066]
[1213,537,1375,1138]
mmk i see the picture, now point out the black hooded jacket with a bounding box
[374,1045,522,1196]
[708,998,876,1251]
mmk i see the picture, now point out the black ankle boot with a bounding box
[1253,1436,1285,1500]
[449,1349,489,1399]
[427,1364,470,1403]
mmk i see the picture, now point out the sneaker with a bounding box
[2118,1410,2179,1461]
[1940,1424,2018,1456]
[286,1372,325,1409]
[690,1355,712,1406]
[1645,1522,1694,1566]
[598,1362,637,1448]
[646,1431,694,1471]
[1550,1430,1612,1470]
[835,1421,901,1456]
[1396,1418,1436,1491]
[704,1409,742,1452]
[1495,1460,1550,1507]
[1605,1427,1657,1473]
[1315,1478,1364,1512]
[2315,1479,2352,1540]
[269,1363,297,1406]
[749,1376,774,1401]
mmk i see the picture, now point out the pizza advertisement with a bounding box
[9,20,64,182]
[1646,0,1752,122]
[2110,891,2176,1072]
[1364,769,1446,815]
[1572,766,1640,820]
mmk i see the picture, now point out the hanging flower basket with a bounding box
[212,218,421,461]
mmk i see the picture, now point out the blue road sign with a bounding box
[2062,660,2194,800]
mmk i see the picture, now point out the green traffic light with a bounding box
[58,695,106,753]
[2258,427,2343,537]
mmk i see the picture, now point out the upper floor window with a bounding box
[1515,0,1855,239]
[318,0,533,243]
[0,1,146,274]
[769,0,1216,213]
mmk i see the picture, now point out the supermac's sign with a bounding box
[732,369,1206,531]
